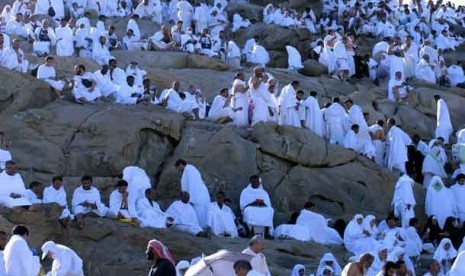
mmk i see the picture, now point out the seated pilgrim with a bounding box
[71,175,109,229]
[149,25,176,51]
[43,176,73,228]
[136,188,173,229]
[316,253,343,276]
[93,65,120,99]
[387,71,413,102]
[296,201,344,245]
[343,124,376,159]
[25,181,44,204]
[0,160,31,208]
[71,64,102,103]
[343,214,380,255]
[207,88,241,124]
[207,191,238,238]
[92,35,114,66]
[116,75,150,105]
[166,192,209,237]
[231,11,251,33]
[415,55,436,84]
[239,175,274,238]
[108,180,138,222]
[164,81,200,119]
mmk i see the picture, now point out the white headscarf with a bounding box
[363,215,379,235]
[175,260,190,276]
[425,176,457,228]
[290,264,305,276]
[316,253,342,275]
[433,238,458,262]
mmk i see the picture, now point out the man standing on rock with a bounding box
[434,95,453,144]
[341,253,374,276]
[242,235,271,276]
[386,118,412,174]
[175,159,210,227]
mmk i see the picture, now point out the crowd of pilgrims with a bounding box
[1,0,465,275]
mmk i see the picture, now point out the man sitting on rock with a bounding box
[43,176,73,229]
[108,180,138,222]
[166,191,210,238]
[137,188,173,229]
[71,175,109,229]
[93,64,120,99]
[207,191,238,238]
[0,160,31,208]
[71,64,102,103]
[37,56,66,98]
[207,88,241,124]
[164,81,200,119]
[25,181,44,205]
[239,175,274,239]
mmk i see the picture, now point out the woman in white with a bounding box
[425,176,457,229]
[422,139,447,189]
[285,45,303,70]
[263,4,274,24]
[449,251,465,276]
[433,238,457,274]
[343,214,380,255]
[1,5,14,24]
[316,253,342,276]
[363,215,381,239]
[387,247,415,275]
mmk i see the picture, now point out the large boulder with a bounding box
[234,23,301,51]
[226,2,263,22]
[0,68,53,114]
[112,51,188,69]
[186,54,230,71]
[299,59,327,77]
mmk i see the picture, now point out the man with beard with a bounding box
[146,239,176,276]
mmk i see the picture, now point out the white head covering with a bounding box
[316,253,342,275]
[433,238,458,262]
[176,260,190,276]
[41,241,57,260]
[290,264,305,276]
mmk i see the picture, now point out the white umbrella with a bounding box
[185,250,253,276]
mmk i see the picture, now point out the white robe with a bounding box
[316,253,343,276]
[93,70,120,98]
[166,200,203,235]
[43,185,72,219]
[451,183,465,222]
[71,186,108,217]
[72,72,102,102]
[343,215,380,255]
[369,124,386,166]
[37,64,65,91]
[249,44,269,67]
[302,96,325,137]
[392,174,416,228]
[422,146,447,187]
[208,95,234,121]
[136,197,168,228]
[0,171,31,207]
[92,43,113,66]
[415,59,436,83]
[55,26,74,57]
[435,99,453,144]
[108,189,137,219]
[241,247,271,276]
[285,45,303,70]
[387,126,412,173]
[433,238,458,273]
[449,251,465,276]
[231,79,249,127]
[324,103,347,145]
[180,164,210,227]
[278,84,301,127]
[387,78,408,101]
[44,243,84,276]
[333,41,349,72]
[296,209,343,245]
[207,202,238,237]
[3,235,41,276]
[448,65,465,87]
[425,176,457,229]
[399,227,423,257]
[165,88,199,113]
[239,184,274,228]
